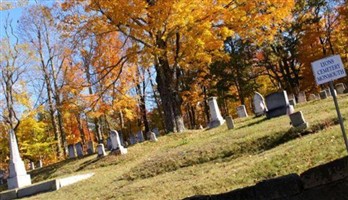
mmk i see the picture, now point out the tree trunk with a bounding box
[155,58,185,133]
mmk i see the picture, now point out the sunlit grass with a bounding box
[9,94,348,199]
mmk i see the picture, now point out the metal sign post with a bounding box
[329,81,348,152]
[311,55,348,153]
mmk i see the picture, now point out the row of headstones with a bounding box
[28,160,43,170]
[68,129,160,159]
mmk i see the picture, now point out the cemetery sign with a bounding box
[311,55,346,85]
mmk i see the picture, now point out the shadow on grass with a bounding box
[75,157,102,172]
[235,117,268,130]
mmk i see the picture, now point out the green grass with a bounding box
[8,94,348,199]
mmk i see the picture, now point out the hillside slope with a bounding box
[12,94,348,199]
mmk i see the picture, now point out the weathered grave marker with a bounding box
[97,144,106,157]
[236,105,248,118]
[68,144,76,159]
[149,132,158,142]
[297,92,307,103]
[75,142,84,157]
[311,55,348,153]
[253,92,267,117]
[335,83,346,94]
[109,130,127,154]
[289,111,309,130]
[87,141,94,155]
[265,91,294,119]
[308,94,317,101]
[208,97,225,128]
[319,90,328,99]
[136,131,145,142]
[225,116,234,130]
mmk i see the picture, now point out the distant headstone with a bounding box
[97,144,106,157]
[29,162,35,170]
[136,131,145,142]
[288,93,296,102]
[87,141,94,155]
[297,92,307,103]
[7,129,32,189]
[106,137,112,150]
[325,88,337,97]
[152,128,160,136]
[38,160,43,168]
[129,134,137,145]
[289,99,296,107]
[149,132,158,142]
[265,91,294,119]
[199,125,204,129]
[75,142,84,157]
[335,83,346,94]
[208,97,225,128]
[253,92,267,117]
[308,94,317,101]
[109,130,127,154]
[0,170,4,185]
[319,90,328,99]
[289,111,309,130]
[225,116,234,130]
[68,144,76,159]
[236,105,248,118]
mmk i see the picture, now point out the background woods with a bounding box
[0,0,347,169]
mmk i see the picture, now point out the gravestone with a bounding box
[335,83,346,94]
[68,144,76,159]
[199,125,204,129]
[38,160,43,168]
[152,128,160,136]
[109,130,127,154]
[265,91,294,119]
[289,111,309,130]
[87,141,94,155]
[289,99,296,107]
[129,134,137,145]
[75,142,84,157]
[106,137,112,150]
[208,97,225,128]
[253,92,267,117]
[297,92,307,103]
[320,90,328,99]
[325,88,337,97]
[308,94,317,101]
[225,116,234,130]
[149,132,158,142]
[97,144,106,157]
[136,131,145,142]
[7,129,32,189]
[29,162,35,170]
[236,105,248,118]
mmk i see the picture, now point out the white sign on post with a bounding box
[311,55,346,85]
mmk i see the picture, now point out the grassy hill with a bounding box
[11,94,348,199]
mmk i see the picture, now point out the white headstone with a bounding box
[208,97,225,128]
[109,130,127,154]
[68,144,76,159]
[236,105,248,118]
[297,92,307,103]
[29,162,35,170]
[38,160,43,168]
[97,144,106,157]
[336,83,346,94]
[7,129,32,189]
[149,132,158,142]
[253,92,267,117]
